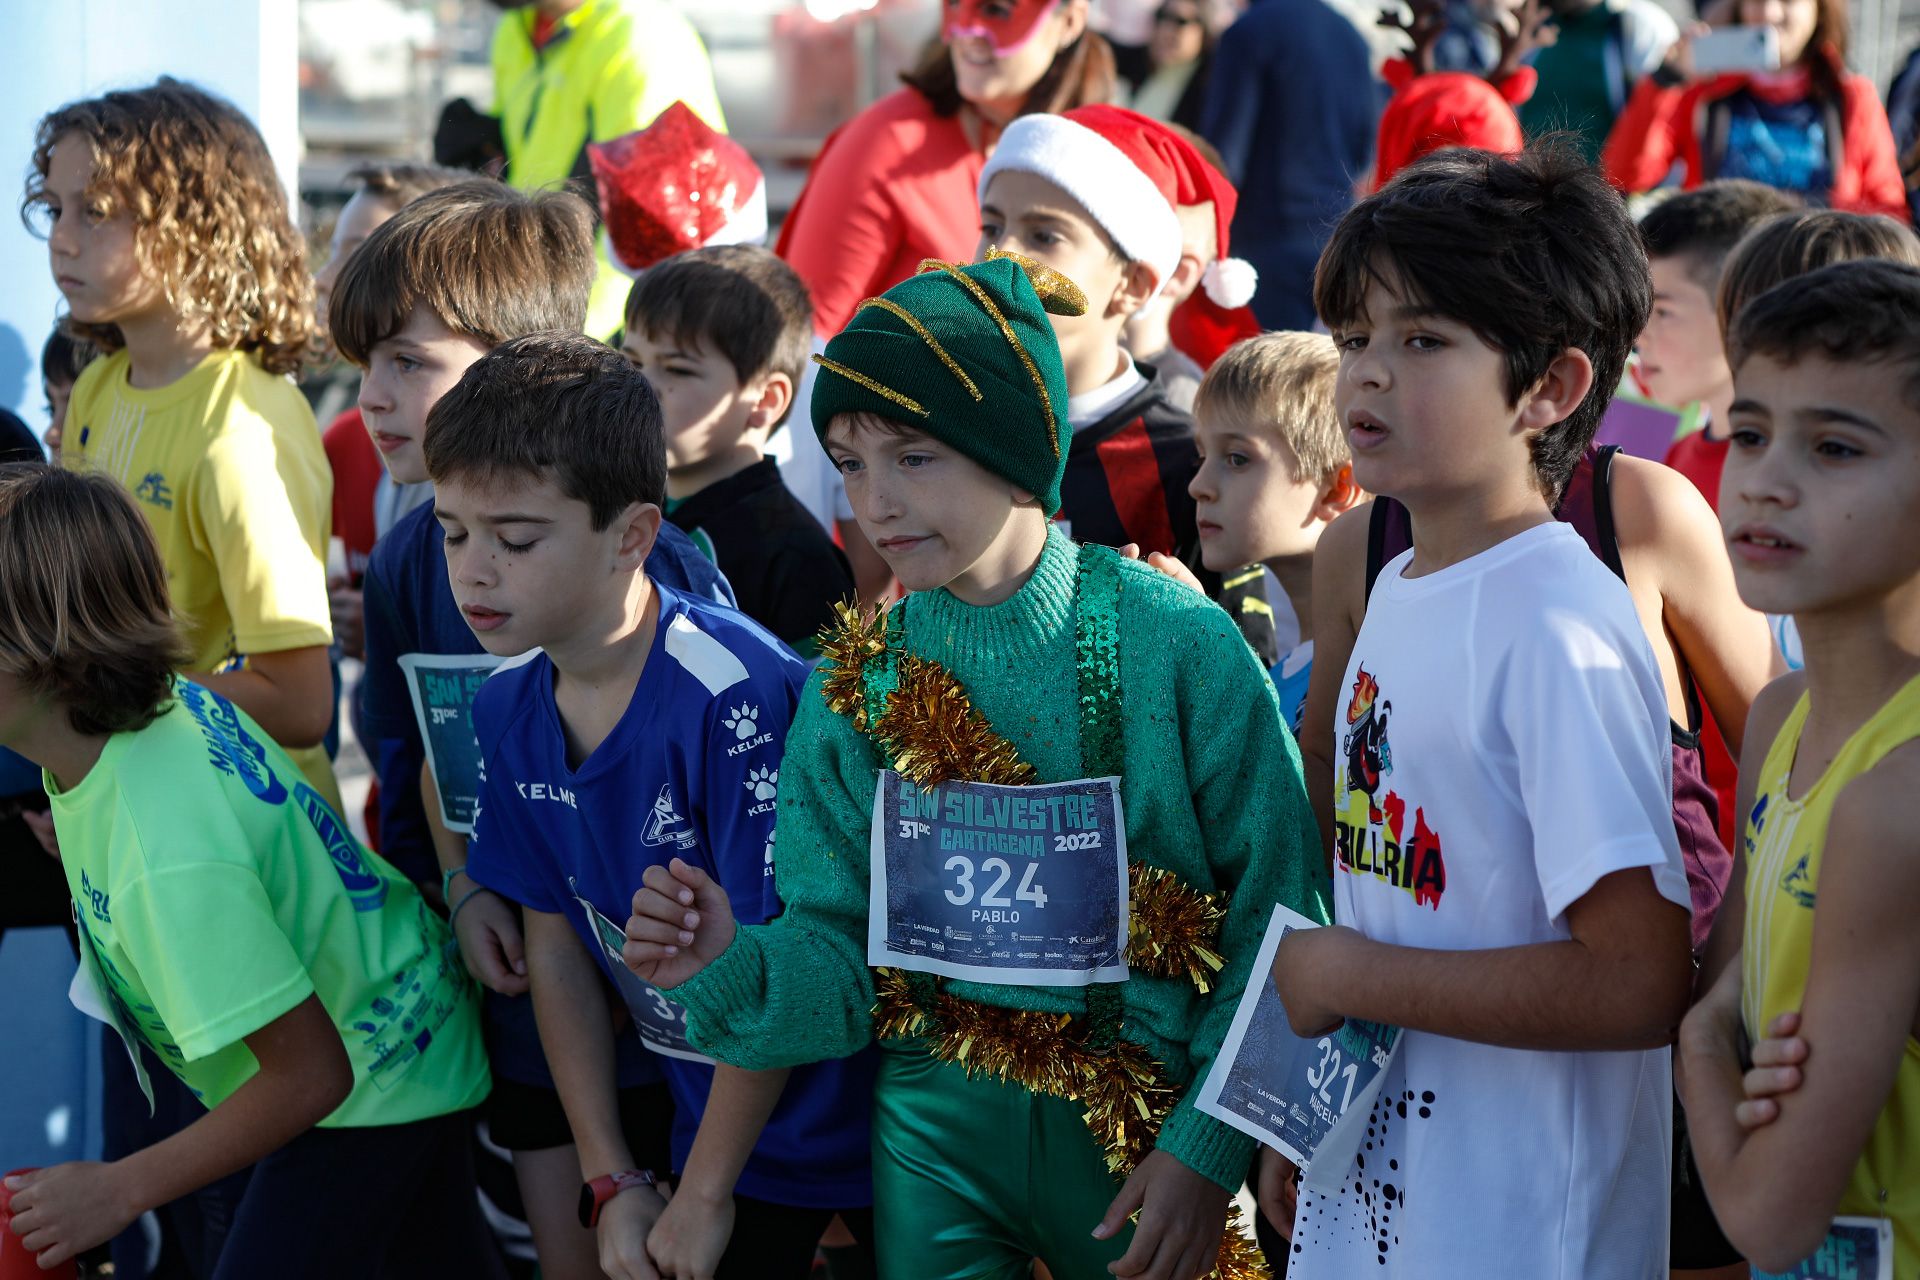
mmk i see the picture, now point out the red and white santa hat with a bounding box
[587,101,768,276]
[978,104,1257,309]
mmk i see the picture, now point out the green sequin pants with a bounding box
[872,1038,1134,1280]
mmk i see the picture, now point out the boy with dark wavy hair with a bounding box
[1273,144,1694,1277]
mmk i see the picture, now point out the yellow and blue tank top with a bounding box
[1741,673,1920,1276]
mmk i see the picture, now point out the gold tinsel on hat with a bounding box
[984,246,1091,317]
[874,970,1270,1280]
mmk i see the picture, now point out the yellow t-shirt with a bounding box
[1742,674,1920,1277]
[65,349,341,807]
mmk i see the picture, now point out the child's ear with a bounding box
[746,371,794,435]
[1054,0,1090,47]
[1517,348,1596,439]
[615,501,663,571]
[1312,462,1365,524]
[1161,253,1207,306]
[1108,259,1161,321]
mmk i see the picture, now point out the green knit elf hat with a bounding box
[811,250,1088,516]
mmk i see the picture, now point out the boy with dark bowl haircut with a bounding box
[436,333,874,1280]
[621,246,854,653]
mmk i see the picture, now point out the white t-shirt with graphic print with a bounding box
[1288,520,1689,1279]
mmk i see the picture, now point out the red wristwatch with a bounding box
[578,1169,658,1227]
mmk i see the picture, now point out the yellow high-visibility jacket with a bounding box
[492,0,727,338]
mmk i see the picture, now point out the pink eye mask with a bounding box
[943,0,1055,57]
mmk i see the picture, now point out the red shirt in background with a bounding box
[1663,427,1727,514]
[1603,55,1908,218]
[321,406,386,849]
[776,88,989,336]
[323,407,381,587]
[1660,425,1741,850]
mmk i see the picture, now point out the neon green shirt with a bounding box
[491,0,728,338]
[50,679,490,1127]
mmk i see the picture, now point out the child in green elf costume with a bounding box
[622,250,1326,1280]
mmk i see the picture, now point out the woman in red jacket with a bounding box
[776,0,1115,337]
[1603,0,1905,215]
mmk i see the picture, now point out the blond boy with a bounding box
[1190,332,1362,730]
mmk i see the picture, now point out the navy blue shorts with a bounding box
[209,1109,505,1280]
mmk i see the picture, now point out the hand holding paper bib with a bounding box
[581,891,714,1065]
[1195,906,1404,1194]
[1273,923,1368,1038]
[624,858,737,988]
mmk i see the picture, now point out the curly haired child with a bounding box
[24,77,341,809]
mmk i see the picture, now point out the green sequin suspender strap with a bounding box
[1073,544,1128,1043]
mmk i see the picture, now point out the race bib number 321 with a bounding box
[867,771,1129,986]
[1194,904,1401,1188]
[570,886,714,1066]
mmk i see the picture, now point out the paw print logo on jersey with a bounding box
[722,704,777,758]
[744,765,780,816]
[763,831,776,877]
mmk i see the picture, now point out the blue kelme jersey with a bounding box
[468,583,874,1207]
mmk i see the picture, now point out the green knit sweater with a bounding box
[671,526,1330,1190]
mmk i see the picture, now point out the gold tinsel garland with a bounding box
[1128,864,1228,994]
[884,651,1038,788]
[874,968,1177,1174]
[825,602,1268,1279]
[820,600,1036,789]
[818,600,888,732]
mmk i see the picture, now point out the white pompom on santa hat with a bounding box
[1200,254,1258,309]
[978,104,1256,309]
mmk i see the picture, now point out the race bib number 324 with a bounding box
[866,771,1129,987]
